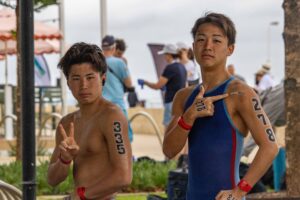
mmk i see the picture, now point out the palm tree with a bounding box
[283,0,300,196]
[239,2,300,200]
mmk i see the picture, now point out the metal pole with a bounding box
[19,0,36,198]
[100,0,107,39]
[4,41,14,140]
[58,0,67,115]
[4,41,8,85]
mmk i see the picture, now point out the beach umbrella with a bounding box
[0,39,59,58]
[0,8,62,84]
[0,8,61,41]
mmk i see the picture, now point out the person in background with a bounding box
[255,64,275,93]
[114,38,128,65]
[227,64,246,82]
[102,35,134,143]
[47,42,132,199]
[162,12,278,200]
[177,42,200,86]
[113,38,139,108]
[137,44,187,130]
[254,69,264,93]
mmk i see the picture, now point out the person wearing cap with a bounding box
[162,13,278,200]
[255,64,275,92]
[137,44,187,129]
[177,42,201,86]
[101,35,134,143]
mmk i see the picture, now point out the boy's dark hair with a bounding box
[191,12,236,46]
[58,42,107,79]
[115,39,126,52]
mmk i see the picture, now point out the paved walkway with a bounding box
[132,133,165,161]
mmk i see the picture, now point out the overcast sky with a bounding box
[1,0,285,107]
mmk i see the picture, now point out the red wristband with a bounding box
[237,179,252,193]
[59,153,72,165]
[77,187,86,200]
[178,116,192,131]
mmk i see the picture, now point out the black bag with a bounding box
[108,67,139,107]
[167,169,188,200]
[128,90,139,107]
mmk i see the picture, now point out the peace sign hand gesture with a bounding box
[185,85,229,121]
[58,122,80,162]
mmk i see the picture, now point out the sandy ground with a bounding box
[132,133,165,161]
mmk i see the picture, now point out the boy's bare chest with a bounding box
[74,119,105,153]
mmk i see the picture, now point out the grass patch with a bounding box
[116,192,166,200]
[0,159,176,195]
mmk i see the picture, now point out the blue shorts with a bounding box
[163,102,173,126]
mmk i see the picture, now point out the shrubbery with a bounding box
[0,159,176,195]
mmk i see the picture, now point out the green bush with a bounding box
[0,160,74,195]
[0,159,176,195]
[0,161,22,188]
[126,160,176,192]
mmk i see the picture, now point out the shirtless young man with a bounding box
[163,13,279,200]
[47,42,132,200]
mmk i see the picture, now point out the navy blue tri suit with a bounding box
[184,77,245,200]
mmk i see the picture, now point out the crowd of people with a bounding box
[46,12,281,200]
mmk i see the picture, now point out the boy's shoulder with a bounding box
[97,100,126,120]
[226,79,256,96]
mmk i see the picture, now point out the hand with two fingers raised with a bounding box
[183,85,229,124]
[58,122,80,163]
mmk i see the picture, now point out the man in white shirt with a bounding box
[256,64,275,92]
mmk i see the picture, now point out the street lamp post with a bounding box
[58,0,68,116]
[100,0,107,40]
[266,21,279,63]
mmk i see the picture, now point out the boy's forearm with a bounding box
[242,144,278,186]
[163,123,189,159]
[47,159,70,186]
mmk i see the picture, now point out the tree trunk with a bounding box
[283,0,300,196]
[15,0,22,161]
[248,1,300,199]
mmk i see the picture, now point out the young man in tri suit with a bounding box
[47,42,132,200]
[163,13,279,200]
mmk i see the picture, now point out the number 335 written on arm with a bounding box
[113,121,126,154]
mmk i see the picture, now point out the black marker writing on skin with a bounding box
[195,100,206,112]
[113,121,125,154]
[252,98,261,111]
[266,128,276,142]
[227,194,236,200]
[257,113,267,125]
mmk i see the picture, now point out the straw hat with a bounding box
[262,63,271,72]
